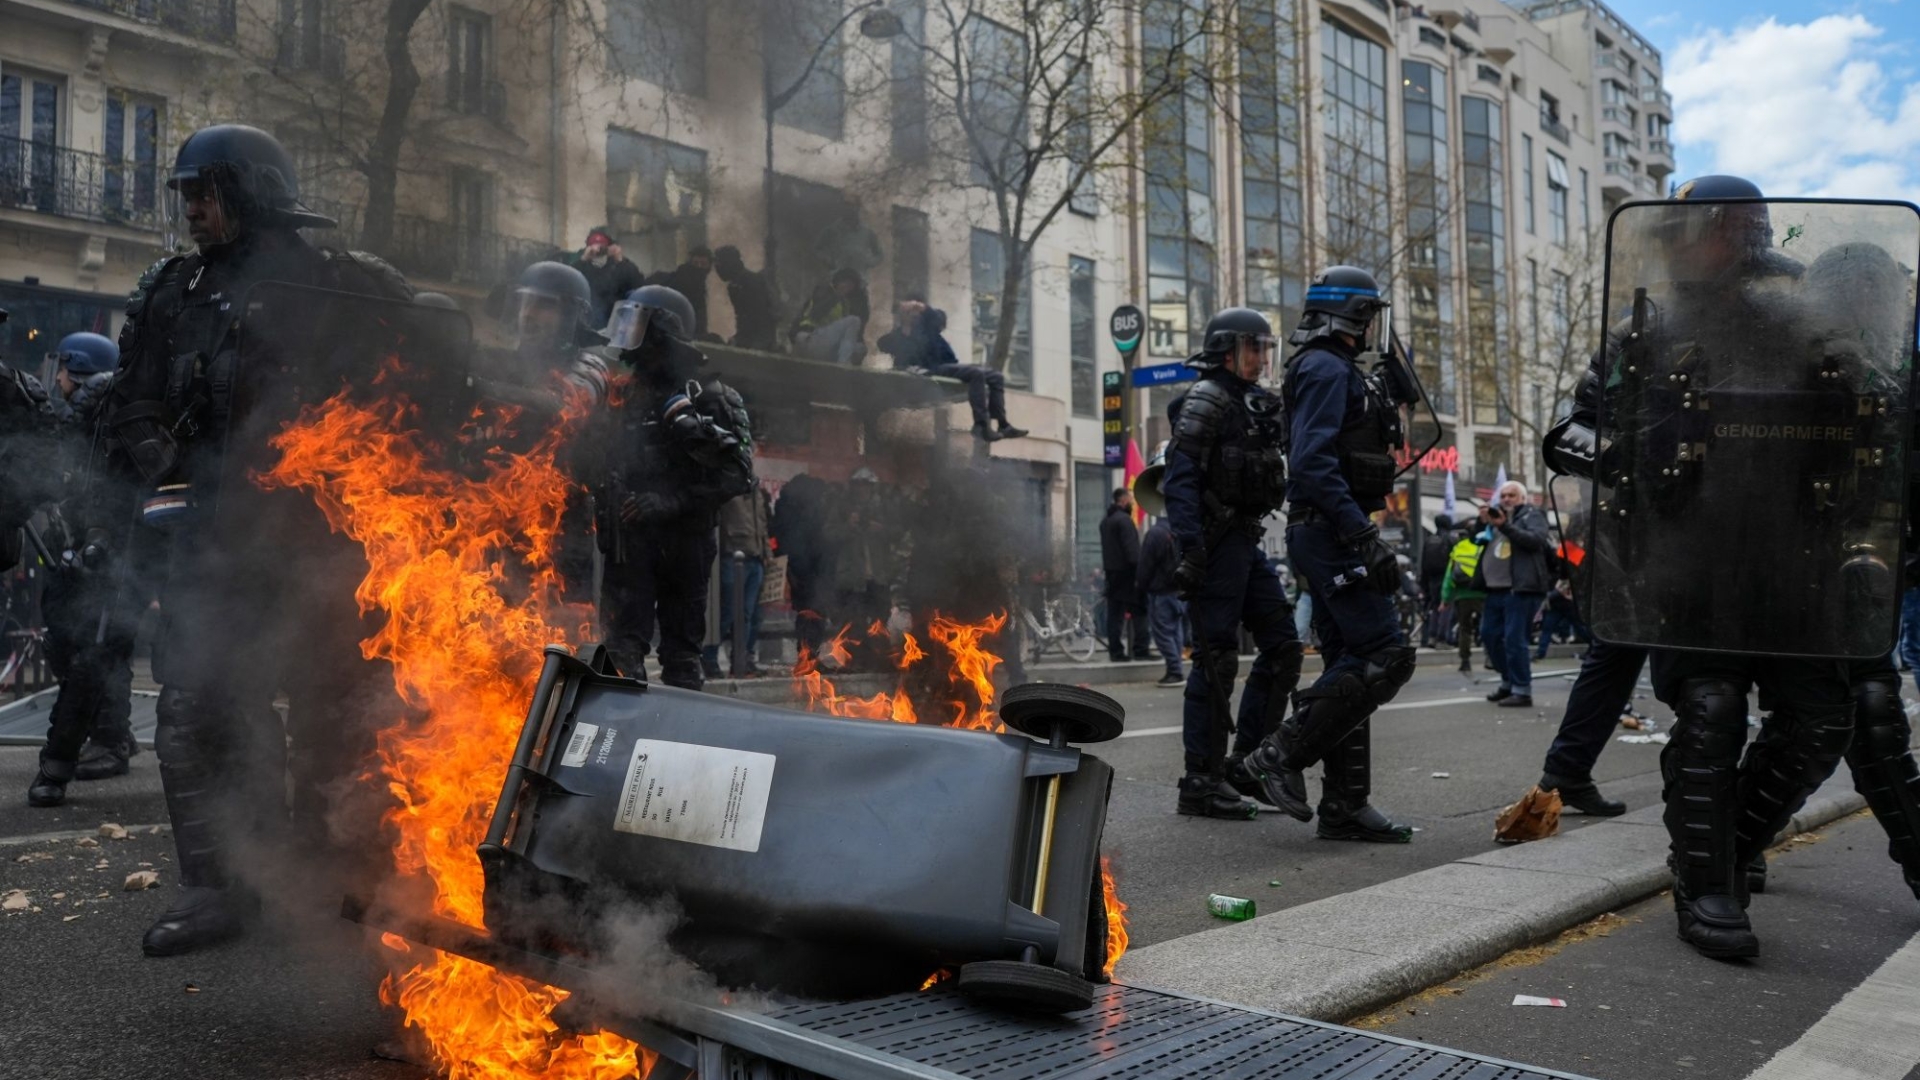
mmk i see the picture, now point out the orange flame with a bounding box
[790,615,1004,732]
[1100,857,1130,975]
[261,391,644,1079]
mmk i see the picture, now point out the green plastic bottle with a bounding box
[1206,893,1255,921]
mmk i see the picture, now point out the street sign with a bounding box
[1129,362,1198,388]
[1101,370,1125,466]
[1109,304,1144,356]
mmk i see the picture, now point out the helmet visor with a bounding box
[601,299,657,351]
[508,287,578,350]
[164,167,240,249]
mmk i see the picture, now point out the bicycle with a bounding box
[1019,591,1101,664]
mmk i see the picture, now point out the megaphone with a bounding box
[1131,441,1171,517]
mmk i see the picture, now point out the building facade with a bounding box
[0,0,1671,566]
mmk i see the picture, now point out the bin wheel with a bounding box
[957,960,1096,1013]
[1000,683,1125,744]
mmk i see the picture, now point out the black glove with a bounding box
[621,491,685,523]
[1344,525,1401,596]
[1173,549,1207,599]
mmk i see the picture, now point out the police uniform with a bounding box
[1159,308,1303,819]
[94,125,413,956]
[591,286,755,690]
[1246,268,1414,843]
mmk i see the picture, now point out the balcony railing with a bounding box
[1647,138,1674,157]
[1642,87,1673,109]
[1603,160,1636,177]
[305,197,553,287]
[0,137,165,231]
[1539,110,1571,144]
[1636,176,1661,196]
[1595,49,1621,69]
[60,0,237,43]
[1460,10,1481,32]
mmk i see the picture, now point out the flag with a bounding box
[1124,438,1148,525]
[1443,470,1457,521]
[1494,462,1509,493]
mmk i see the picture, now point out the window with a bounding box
[769,174,866,314]
[1545,150,1569,245]
[1476,64,1502,86]
[890,205,929,306]
[965,15,1028,187]
[971,229,1032,388]
[1603,132,1633,159]
[1418,26,1446,48]
[608,0,707,95]
[1579,167,1591,231]
[0,71,62,214]
[1402,60,1454,415]
[450,167,489,235]
[1461,96,1508,426]
[103,91,161,223]
[1242,0,1305,336]
[277,0,334,73]
[1144,0,1215,357]
[1321,18,1391,279]
[1074,462,1110,575]
[1473,433,1511,490]
[605,129,708,273]
[1065,61,1096,216]
[889,0,926,162]
[1521,132,1535,235]
[1070,256,1097,417]
[764,0,846,138]
[448,7,491,115]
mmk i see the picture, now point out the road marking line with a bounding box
[1743,928,1920,1080]
[0,823,170,847]
[1117,695,1494,738]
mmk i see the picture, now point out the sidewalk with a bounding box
[1114,772,1870,1022]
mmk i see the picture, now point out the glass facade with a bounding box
[1070,256,1097,417]
[608,0,707,96]
[1320,18,1391,275]
[1460,95,1508,426]
[1143,0,1215,358]
[1401,60,1454,415]
[971,228,1032,388]
[763,0,846,139]
[605,129,708,273]
[1241,0,1305,337]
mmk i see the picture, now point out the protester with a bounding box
[1478,481,1553,708]
[1098,488,1151,663]
[556,225,644,327]
[1534,579,1586,659]
[1418,515,1455,648]
[704,484,775,677]
[1439,523,1486,675]
[1139,513,1186,687]
[712,245,780,352]
[649,245,713,338]
[772,473,833,659]
[791,268,870,365]
[876,297,1028,442]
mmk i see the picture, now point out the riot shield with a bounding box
[1587,199,1920,658]
[231,281,474,457]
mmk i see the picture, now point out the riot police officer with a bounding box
[1159,308,1303,819]
[94,124,413,955]
[26,332,146,807]
[591,284,754,689]
[1245,267,1414,843]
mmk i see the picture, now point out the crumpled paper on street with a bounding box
[1494,785,1563,843]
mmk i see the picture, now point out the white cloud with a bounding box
[1668,14,1920,201]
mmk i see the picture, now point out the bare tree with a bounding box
[1492,226,1606,486]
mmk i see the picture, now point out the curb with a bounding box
[1113,773,1869,1023]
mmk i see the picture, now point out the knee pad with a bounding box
[1850,678,1909,759]
[1253,636,1304,686]
[1206,648,1240,690]
[1358,645,1418,705]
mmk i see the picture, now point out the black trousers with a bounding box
[601,523,715,690]
[39,567,138,768]
[929,363,1008,426]
[1540,640,1649,781]
[1105,570,1151,660]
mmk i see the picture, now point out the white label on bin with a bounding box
[613,739,776,853]
[560,723,599,768]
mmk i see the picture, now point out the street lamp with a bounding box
[763,0,903,289]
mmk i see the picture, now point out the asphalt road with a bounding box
[1093,659,1674,946]
[1352,810,1920,1080]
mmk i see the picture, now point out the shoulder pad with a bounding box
[126,254,189,317]
[323,248,415,300]
[1172,377,1234,453]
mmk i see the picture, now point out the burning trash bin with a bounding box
[478,647,1121,1012]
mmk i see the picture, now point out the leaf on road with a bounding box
[123,870,160,891]
[1,890,28,912]
[75,837,99,849]
[63,915,82,922]
[99,823,129,840]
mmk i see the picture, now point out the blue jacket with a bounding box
[1283,341,1375,539]
[877,306,961,371]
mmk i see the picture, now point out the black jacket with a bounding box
[1139,519,1181,595]
[723,270,779,351]
[650,262,711,337]
[1100,504,1141,576]
[1489,503,1555,594]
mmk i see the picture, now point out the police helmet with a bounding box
[603,284,697,350]
[166,125,335,243]
[1187,307,1276,369]
[1291,266,1388,347]
[507,261,594,351]
[53,332,119,376]
[1664,174,1773,254]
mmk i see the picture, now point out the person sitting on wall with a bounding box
[876,296,1028,443]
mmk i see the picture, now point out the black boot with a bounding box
[1746,851,1768,895]
[1541,773,1627,816]
[1223,754,1274,807]
[142,887,252,957]
[27,759,73,808]
[995,420,1029,440]
[1245,740,1312,821]
[1315,720,1412,842]
[74,739,137,781]
[1666,678,1758,960]
[970,421,1002,442]
[1672,878,1759,959]
[1176,774,1258,820]
[1316,800,1414,843]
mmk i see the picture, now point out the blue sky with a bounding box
[1594,0,1920,200]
